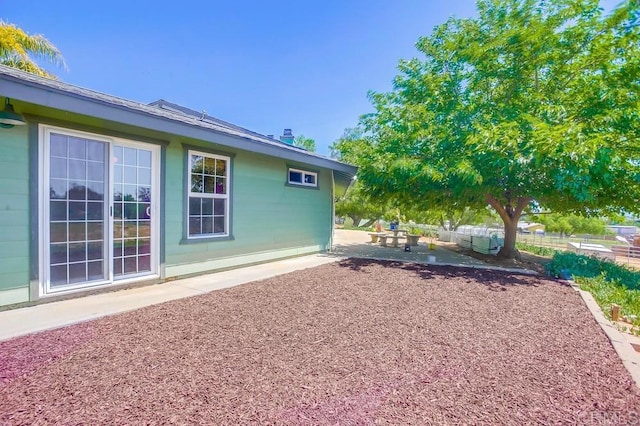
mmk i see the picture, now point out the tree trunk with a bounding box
[348,215,363,227]
[361,218,376,228]
[499,218,519,259]
[485,194,532,259]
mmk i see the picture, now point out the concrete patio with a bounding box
[331,229,532,272]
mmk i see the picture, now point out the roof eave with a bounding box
[0,67,357,176]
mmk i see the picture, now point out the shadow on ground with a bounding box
[336,257,546,289]
[329,229,538,276]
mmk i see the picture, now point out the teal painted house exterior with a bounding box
[0,66,356,308]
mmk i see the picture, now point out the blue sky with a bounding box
[3,1,619,155]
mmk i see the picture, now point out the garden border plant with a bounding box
[547,252,640,333]
[515,242,560,258]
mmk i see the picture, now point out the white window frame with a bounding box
[187,150,231,239]
[288,167,318,187]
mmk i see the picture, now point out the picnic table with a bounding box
[379,234,406,248]
[367,232,387,243]
[386,229,407,237]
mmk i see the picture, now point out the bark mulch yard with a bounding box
[1,259,639,424]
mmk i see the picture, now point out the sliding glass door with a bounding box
[112,145,153,278]
[48,132,108,287]
[42,126,159,295]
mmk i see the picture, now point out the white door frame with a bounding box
[38,124,160,296]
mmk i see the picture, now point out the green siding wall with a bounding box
[0,125,30,295]
[164,141,333,274]
[0,104,337,305]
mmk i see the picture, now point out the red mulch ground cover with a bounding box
[1,259,639,425]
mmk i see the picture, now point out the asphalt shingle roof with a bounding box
[0,65,356,176]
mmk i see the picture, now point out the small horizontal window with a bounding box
[288,168,317,187]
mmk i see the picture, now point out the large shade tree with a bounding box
[0,20,65,77]
[335,0,640,258]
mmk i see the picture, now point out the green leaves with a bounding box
[293,135,316,152]
[334,180,390,226]
[531,213,609,235]
[335,0,640,258]
[0,20,66,78]
[547,250,640,291]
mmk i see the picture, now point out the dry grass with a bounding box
[1,259,638,424]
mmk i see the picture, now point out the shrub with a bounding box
[547,251,640,291]
[515,242,559,257]
[576,275,640,330]
[407,225,423,236]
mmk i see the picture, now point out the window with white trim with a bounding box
[187,150,230,238]
[288,168,317,187]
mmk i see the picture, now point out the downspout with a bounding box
[330,170,335,252]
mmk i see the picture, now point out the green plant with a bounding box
[515,242,559,257]
[547,252,640,291]
[407,225,423,236]
[576,274,640,331]
[547,251,640,333]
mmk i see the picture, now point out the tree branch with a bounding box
[486,193,532,224]
[514,197,532,218]
[485,193,511,223]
